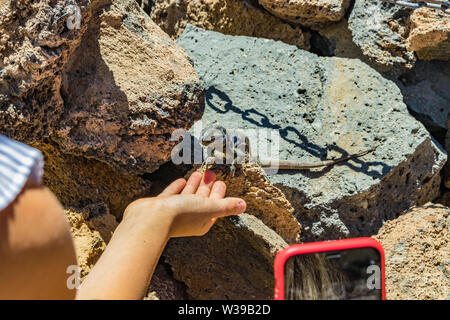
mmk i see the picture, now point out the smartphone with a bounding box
[274,237,385,300]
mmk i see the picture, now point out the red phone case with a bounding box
[274,237,386,300]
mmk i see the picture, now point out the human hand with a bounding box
[123,171,246,238]
[78,170,245,300]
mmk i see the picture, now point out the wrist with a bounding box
[120,197,175,238]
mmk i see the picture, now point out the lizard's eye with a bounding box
[231,135,241,145]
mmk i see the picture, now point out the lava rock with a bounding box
[150,0,310,50]
[177,25,446,242]
[136,0,154,15]
[213,162,301,244]
[258,0,351,29]
[374,203,450,300]
[406,8,450,61]
[65,204,118,279]
[348,0,416,69]
[165,213,288,299]
[392,60,450,144]
[0,0,204,174]
[0,0,92,142]
[313,20,366,58]
[145,263,188,300]
[35,142,150,218]
[312,17,450,134]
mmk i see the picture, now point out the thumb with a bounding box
[205,197,246,218]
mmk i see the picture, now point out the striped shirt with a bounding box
[0,135,43,211]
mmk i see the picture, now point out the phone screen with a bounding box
[284,247,382,300]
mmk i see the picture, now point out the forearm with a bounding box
[75,172,245,300]
[77,200,172,300]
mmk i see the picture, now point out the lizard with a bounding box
[200,125,376,176]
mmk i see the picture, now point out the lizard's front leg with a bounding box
[230,158,237,177]
[202,156,217,171]
[201,146,216,171]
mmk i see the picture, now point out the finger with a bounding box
[206,197,246,218]
[196,170,216,197]
[181,171,203,194]
[158,178,186,197]
[209,181,226,199]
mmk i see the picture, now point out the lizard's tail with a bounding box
[262,147,376,170]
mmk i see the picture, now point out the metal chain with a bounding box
[381,0,450,14]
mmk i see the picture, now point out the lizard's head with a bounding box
[200,125,227,147]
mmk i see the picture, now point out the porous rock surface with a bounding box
[258,0,351,28]
[136,0,153,14]
[392,60,450,144]
[150,0,310,49]
[34,142,150,218]
[406,8,450,61]
[65,204,118,279]
[348,0,416,69]
[0,0,203,174]
[165,212,288,299]
[177,25,446,242]
[145,263,188,300]
[313,20,450,141]
[313,20,368,60]
[0,0,92,142]
[328,4,450,69]
[201,162,301,244]
[375,203,450,300]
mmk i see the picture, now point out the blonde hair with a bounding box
[285,253,347,300]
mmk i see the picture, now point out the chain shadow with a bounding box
[205,86,391,179]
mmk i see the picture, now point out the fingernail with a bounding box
[235,201,246,213]
[203,170,216,184]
